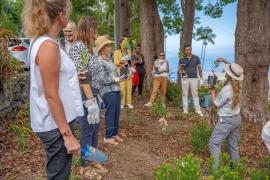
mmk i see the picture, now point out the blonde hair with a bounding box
[226,75,241,109]
[77,16,98,54]
[22,0,72,38]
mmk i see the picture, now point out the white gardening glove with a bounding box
[199,78,204,86]
[113,77,120,82]
[85,98,99,124]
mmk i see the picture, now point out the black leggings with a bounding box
[132,74,145,95]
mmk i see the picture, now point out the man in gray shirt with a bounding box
[178,44,203,116]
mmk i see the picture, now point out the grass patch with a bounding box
[72,155,81,168]
[125,109,145,126]
[162,126,178,136]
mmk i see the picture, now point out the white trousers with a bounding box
[181,78,201,111]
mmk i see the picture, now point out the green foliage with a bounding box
[151,95,168,118]
[202,0,237,19]
[0,0,24,35]
[195,26,216,45]
[80,48,88,67]
[166,80,182,106]
[155,153,202,180]
[198,85,210,97]
[191,122,212,153]
[250,168,269,180]
[162,126,178,136]
[178,50,184,60]
[158,0,183,35]
[10,103,31,139]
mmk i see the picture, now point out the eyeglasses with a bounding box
[159,54,165,56]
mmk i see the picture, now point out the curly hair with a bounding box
[76,16,98,54]
[226,75,241,109]
[22,0,72,38]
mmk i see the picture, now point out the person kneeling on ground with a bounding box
[96,36,124,146]
[209,58,244,168]
[144,52,169,107]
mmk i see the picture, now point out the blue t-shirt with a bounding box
[179,55,201,78]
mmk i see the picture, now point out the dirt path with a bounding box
[0,96,269,179]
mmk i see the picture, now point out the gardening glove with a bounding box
[113,77,120,83]
[85,98,99,124]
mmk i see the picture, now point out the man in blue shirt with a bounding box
[178,44,203,116]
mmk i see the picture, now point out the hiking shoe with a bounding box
[196,110,204,116]
[127,104,134,109]
[183,110,188,114]
[144,102,152,107]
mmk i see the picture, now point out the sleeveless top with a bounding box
[29,36,84,132]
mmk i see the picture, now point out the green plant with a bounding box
[207,153,248,179]
[178,50,184,60]
[162,126,178,136]
[72,155,81,167]
[155,153,202,180]
[250,168,269,180]
[166,79,182,106]
[191,122,212,153]
[198,85,209,97]
[10,103,31,138]
[17,136,28,152]
[80,48,88,67]
[151,95,168,118]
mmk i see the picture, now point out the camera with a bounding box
[207,75,217,87]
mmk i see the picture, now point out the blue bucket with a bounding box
[200,93,212,108]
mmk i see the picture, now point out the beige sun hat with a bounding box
[262,121,270,152]
[95,36,114,53]
[224,63,244,81]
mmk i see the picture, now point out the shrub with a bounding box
[191,122,212,153]
[155,153,269,179]
[198,85,209,97]
[151,95,168,118]
[166,80,182,106]
[155,153,202,180]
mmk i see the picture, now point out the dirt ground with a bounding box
[0,95,269,179]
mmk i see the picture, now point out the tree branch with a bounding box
[180,0,186,17]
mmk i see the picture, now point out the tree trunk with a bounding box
[120,0,131,37]
[140,0,164,89]
[114,0,121,48]
[236,0,270,124]
[202,43,206,71]
[178,0,195,82]
[179,0,195,52]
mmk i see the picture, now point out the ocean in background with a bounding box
[166,53,270,98]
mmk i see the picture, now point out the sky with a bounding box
[165,3,237,78]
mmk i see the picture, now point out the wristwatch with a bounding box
[61,129,72,137]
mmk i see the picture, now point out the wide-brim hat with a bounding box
[262,121,270,152]
[95,36,114,53]
[224,63,244,81]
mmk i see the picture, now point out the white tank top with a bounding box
[29,36,84,132]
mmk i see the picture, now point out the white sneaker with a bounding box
[127,104,134,109]
[196,110,204,117]
[183,110,188,114]
[144,102,152,107]
[121,105,124,109]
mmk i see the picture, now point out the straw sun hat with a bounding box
[224,63,244,81]
[95,36,114,53]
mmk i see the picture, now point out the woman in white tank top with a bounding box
[22,0,84,179]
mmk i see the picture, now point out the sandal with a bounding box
[80,167,102,179]
[113,135,124,142]
[104,138,119,145]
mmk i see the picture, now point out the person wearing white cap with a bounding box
[208,58,244,168]
[262,121,270,152]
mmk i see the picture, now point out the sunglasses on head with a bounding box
[159,54,165,56]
